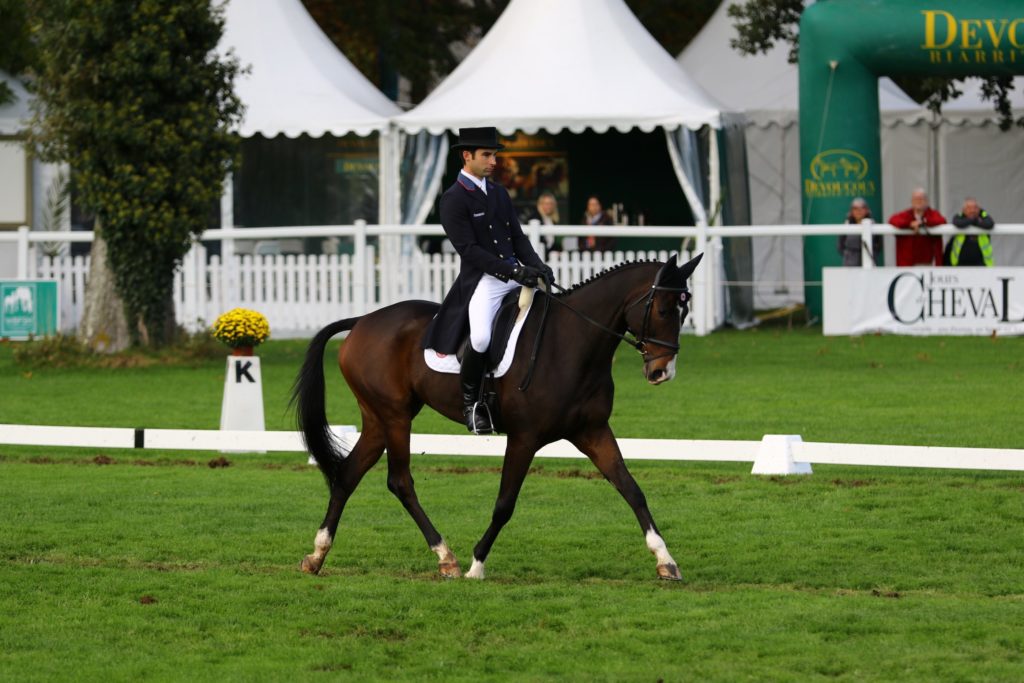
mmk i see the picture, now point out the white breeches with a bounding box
[468,274,520,353]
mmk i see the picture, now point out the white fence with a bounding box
[5,222,1021,336]
[2,424,1023,474]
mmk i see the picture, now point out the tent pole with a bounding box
[220,172,237,311]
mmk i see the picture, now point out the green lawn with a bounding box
[1,330,1023,681]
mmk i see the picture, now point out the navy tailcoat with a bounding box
[422,175,546,354]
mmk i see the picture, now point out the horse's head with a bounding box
[624,253,703,385]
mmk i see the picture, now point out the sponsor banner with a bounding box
[823,267,1024,336]
[0,280,59,340]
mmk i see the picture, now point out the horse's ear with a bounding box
[666,253,678,269]
[677,253,703,281]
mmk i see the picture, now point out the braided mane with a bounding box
[558,259,659,295]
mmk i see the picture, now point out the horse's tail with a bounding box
[291,317,361,487]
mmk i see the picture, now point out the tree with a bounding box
[27,0,244,349]
[727,0,1022,131]
[0,0,36,104]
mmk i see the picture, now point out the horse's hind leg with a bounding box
[300,417,386,575]
[383,419,462,578]
[571,423,682,581]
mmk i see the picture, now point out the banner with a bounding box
[824,267,1024,336]
[0,280,59,340]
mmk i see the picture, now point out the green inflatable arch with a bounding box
[800,0,1024,317]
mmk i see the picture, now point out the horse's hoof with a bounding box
[657,563,682,581]
[438,559,462,579]
[300,555,322,575]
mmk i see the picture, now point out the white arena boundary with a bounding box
[1,424,1022,474]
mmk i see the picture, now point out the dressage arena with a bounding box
[2,331,1022,681]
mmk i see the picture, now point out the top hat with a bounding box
[451,127,505,151]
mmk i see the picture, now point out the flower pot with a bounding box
[231,345,254,357]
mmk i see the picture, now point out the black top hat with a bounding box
[451,127,505,151]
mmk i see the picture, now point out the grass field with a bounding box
[2,330,1023,681]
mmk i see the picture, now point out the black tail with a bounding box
[290,317,361,487]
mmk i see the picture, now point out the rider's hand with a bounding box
[540,265,555,288]
[510,265,542,287]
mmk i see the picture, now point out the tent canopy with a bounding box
[222,0,400,138]
[396,0,723,135]
[678,0,921,126]
[0,70,31,135]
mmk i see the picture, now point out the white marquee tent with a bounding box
[395,0,730,228]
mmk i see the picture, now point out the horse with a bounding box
[292,252,703,581]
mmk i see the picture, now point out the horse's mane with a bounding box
[557,259,658,296]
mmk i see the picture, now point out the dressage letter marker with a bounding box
[220,355,266,451]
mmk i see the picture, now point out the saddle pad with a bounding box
[424,295,534,378]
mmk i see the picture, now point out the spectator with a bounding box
[524,191,563,252]
[888,188,946,266]
[946,197,994,266]
[581,195,614,252]
[838,197,883,266]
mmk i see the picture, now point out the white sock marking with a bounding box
[645,529,676,567]
[431,541,455,564]
[465,558,486,579]
[312,527,333,561]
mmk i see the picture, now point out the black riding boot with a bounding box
[460,347,493,435]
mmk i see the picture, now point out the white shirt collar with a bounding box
[460,170,487,194]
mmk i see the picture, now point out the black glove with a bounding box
[540,265,555,288]
[510,265,542,287]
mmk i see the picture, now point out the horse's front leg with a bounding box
[571,423,682,581]
[466,436,538,579]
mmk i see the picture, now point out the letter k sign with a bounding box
[235,360,256,383]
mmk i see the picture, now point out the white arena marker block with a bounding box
[751,435,812,476]
[220,355,265,452]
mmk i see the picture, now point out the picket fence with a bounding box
[36,244,697,336]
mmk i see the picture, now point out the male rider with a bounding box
[421,127,554,434]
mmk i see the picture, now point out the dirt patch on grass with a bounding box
[712,476,740,485]
[138,595,158,605]
[871,588,901,599]
[766,475,805,485]
[91,455,116,465]
[27,456,57,464]
[207,456,232,469]
[549,469,603,480]
[831,478,873,488]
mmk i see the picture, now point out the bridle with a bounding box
[545,261,691,364]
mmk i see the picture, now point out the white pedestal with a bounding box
[220,355,265,452]
[751,435,812,476]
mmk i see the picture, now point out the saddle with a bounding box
[456,290,523,370]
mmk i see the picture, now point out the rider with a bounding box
[422,127,555,435]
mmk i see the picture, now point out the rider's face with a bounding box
[463,149,498,178]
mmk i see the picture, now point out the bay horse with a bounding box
[292,253,703,580]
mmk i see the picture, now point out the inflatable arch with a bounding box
[800,0,1024,316]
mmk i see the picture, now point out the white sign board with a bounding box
[824,267,1024,336]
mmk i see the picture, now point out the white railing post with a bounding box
[220,173,238,309]
[694,221,710,336]
[353,219,367,315]
[528,218,542,251]
[860,221,875,269]
[16,225,30,279]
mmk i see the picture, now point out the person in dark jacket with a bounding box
[580,195,614,251]
[946,197,995,266]
[421,127,554,434]
[838,197,883,266]
[888,188,946,266]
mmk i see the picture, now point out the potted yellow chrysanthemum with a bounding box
[212,308,271,356]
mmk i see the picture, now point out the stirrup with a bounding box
[465,401,494,436]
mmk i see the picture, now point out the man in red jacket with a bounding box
[888,188,946,266]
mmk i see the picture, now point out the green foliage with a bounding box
[727,0,1022,130]
[27,0,244,345]
[0,0,36,105]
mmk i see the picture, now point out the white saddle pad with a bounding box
[424,295,534,378]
